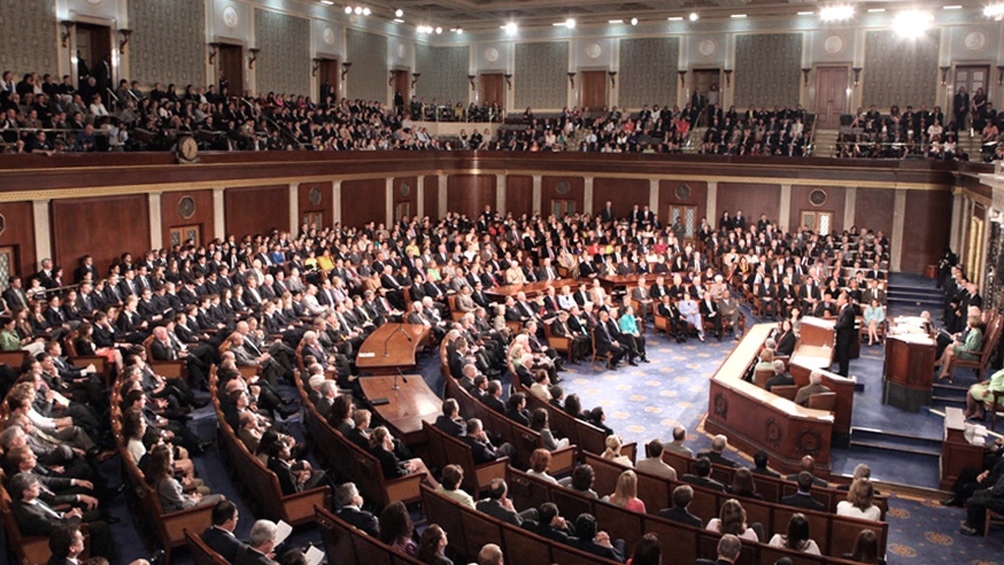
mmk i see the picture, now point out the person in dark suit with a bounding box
[483,380,506,414]
[681,457,727,493]
[475,478,538,526]
[833,292,856,376]
[525,502,575,545]
[570,513,626,562]
[266,442,328,495]
[599,201,616,224]
[751,450,781,479]
[335,482,379,537]
[202,500,247,563]
[658,484,703,528]
[460,418,515,464]
[235,520,280,565]
[695,533,742,565]
[784,455,829,487]
[764,360,795,392]
[593,310,626,368]
[696,435,740,468]
[780,472,826,511]
[434,399,466,438]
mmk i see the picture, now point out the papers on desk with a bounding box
[305,545,325,565]
[358,352,376,358]
[274,520,293,547]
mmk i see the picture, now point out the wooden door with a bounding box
[318,59,340,105]
[75,23,112,97]
[814,66,849,129]
[580,71,607,112]
[667,205,698,240]
[218,44,244,98]
[394,70,410,106]
[169,225,201,247]
[692,69,720,100]
[954,65,990,103]
[479,73,504,106]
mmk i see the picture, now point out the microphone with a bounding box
[397,367,409,384]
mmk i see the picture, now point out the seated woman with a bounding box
[379,500,417,556]
[773,319,797,357]
[529,370,553,401]
[936,314,984,382]
[863,299,885,346]
[601,435,633,467]
[964,366,1004,420]
[769,513,821,555]
[146,444,223,512]
[730,468,763,500]
[843,529,886,564]
[434,464,475,509]
[370,426,439,488]
[618,305,648,364]
[836,479,882,521]
[416,524,453,565]
[527,448,559,484]
[606,469,646,513]
[706,498,760,541]
[754,348,775,373]
[529,408,569,451]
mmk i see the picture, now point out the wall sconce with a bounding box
[677,70,687,89]
[608,71,617,88]
[998,66,1004,86]
[939,66,951,86]
[504,73,513,90]
[341,62,352,80]
[851,67,862,86]
[568,72,576,89]
[118,29,132,54]
[208,42,221,64]
[60,20,75,48]
[411,73,420,89]
[801,68,811,86]
[468,75,476,90]
[723,69,733,88]
[247,48,261,69]
[312,58,323,77]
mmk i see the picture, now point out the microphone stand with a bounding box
[392,367,409,391]
[382,324,413,356]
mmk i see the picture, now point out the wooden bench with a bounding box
[0,474,90,565]
[63,329,112,387]
[422,420,508,496]
[143,334,187,380]
[315,505,424,565]
[183,529,230,565]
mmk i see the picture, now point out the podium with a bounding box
[882,333,936,412]
[940,407,985,490]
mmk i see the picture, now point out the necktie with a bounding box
[34,499,63,519]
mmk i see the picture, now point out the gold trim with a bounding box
[956,185,992,207]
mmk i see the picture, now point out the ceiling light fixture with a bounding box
[689,12,699,21]
[565,18,576,28]
[985,3,1004,18]
[797,11,813,15]
[894,9,933,37]
[730,13,747,18]
[609,19,624,23]
[867,8,886,13]
[630,17,639,25]
[502,22,518,35]
[320,0,334,5]
[393,18,404,23]
[942,4,962,8]
[667,16,683,21]
[395,8,404,17]
[820,5,854,21]
[344,6,352,14]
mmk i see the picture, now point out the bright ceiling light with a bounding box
[320,0,334,5]
[668,16,684,21]
[502,22,518,35]
[362,7,370,15]
[985,3,1004,18]
[344,6,352,14]
[820,5,854,21]
[435,26,442,34]
[393,18,404,23]
[630,17,639,25]
[689,12,699,21]
[942,4,962,8]
[867,8,885,13]
[797,11,813,15]
[894,9,933,37]
[609,19,624,23]
[395,8,404,17]
[456,28,463,34]
[565,18,576,28]
[730,13,747,18]
[354,6,362,14]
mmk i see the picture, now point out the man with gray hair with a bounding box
[794,370,831,407]
[315,380,339,419]
[477,543,504,565]
[237,519,278,565]
[696,534,741,565]
[696,434,739,468]
[765,359,794,391]
[335,482,379,537]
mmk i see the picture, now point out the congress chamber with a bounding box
[1,0,1004,564]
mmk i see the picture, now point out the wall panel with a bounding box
[542,176,584,217]
[592,178,649,216]
[129,0,206,87]
[346,28,388,102]
[902,190,952,273]
[341,179,386,226]
[790,185,846,234]
[224,186,289,237]
[658,180,707,225]
[298,181,333,229]
[161,190,215,248]
[254,9,310,97]
[0,202,36,280]
[862,30,939,109]
[447,175,496,219]
[618,37,680,110]
[515,42,569,110]
[393,177,419,223]
[424,176,439,221]
[415,44,470,105]
[0,0,57,82]
[853,188,894,237]
[52,195,150,277]
[717,183,780,222]
[506,176,534,219]
[734,34,803,108]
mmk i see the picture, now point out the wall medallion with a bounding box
[400,181,411,197]
[585,43,603,60]
[222,5,239,29]
[675,184,692,201]
[764,418,782,446]
[323,26,336,46]
[485,47,500,63]
[698,39,716,57]
[556,180,571,195]
[797,429,823,455]
[809,189,828,207]
[823,35,844,54]
[964,31,987,52]
[178,196,196,219]
[713,393,728,419]
[309,187,322,206]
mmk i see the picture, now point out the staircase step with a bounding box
[932,395,966,404]
[850,426,942,448]
[848,440,941,458]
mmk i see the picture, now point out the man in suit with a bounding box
[784,455,829,487]
[751,450,781,478]
[236,520,279,565]
[833,292,856,376]
[335,482,379,537]
[696,435,740,468]
[636,439,678,479]
[476,478,538,526]
[695,534,742,565]
[3,276,30,310]
[434,399,466,438]
[631,278,654,319]
[593,310,626,368]
[599,201,616,224]
[525,502,576,545]
[681,457,727,493]
[764,360,794,391]
[780,472,826,511]
[699,294,723,341]
[570,513,626,562]
[793,370,831,407]
[658,484,703,528]
[461,418,515,464]
[483,380,506,413]
[663,426,694,457]
[202,500,247,562]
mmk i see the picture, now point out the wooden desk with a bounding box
[483,279,576,302]
[940,406,985,490]
[359,375,442,446]
[882,333,935,412]
[799,317,835,348]
[598,275,644,293]
[789,362,856,442]
[705,323,835,476]
[355,323,431,375]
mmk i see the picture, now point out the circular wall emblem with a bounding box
[585,43,603,60]
[713,393,728,419]
[396,43,407,60]
[178,196,196,219]
[797,429,823,455]
[764,418,782,446]
[698,39,716,57]
[222,5,239,29]
[809,189,828,207]
[675,184,692,201]
[556,180,571,195]
[823,35,844,54]
[964,31,987,52]
[323,26,335,46]
[400,181,411,197]
[485,47,500,63]
[309,187,322,206]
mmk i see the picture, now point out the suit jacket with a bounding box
[695,450,739,468]
[13,499,81,536]
[794,382,831,407]
[657,505,702,528]
[834,304,856,346]
[681,474,727,493]
[435,415,466,438]
[571,538,624,562]
[476,498,523,526]
[267,457,302,495]
[338,506,380,537]
[235,545,277,565]
[484,395,506,414]
[202,526,247,563]
[780,492,825,511]
[461,435,499,465]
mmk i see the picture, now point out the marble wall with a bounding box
[415,44,470,104]
[346,28,388,102]
[254,9,310,96]
[619,37,680,109]
[515,42,569,110]
[129,0,207,87]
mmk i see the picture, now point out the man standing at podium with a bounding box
[834,292,855,376]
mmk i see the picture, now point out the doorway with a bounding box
[393,70,410,109]
[580,71,608,112]
[317,59,339,105]
[218,44,244,98]
[814,66,849,130]
[75,23,113,103]
[691,69,720,126]
[479,73,504,107]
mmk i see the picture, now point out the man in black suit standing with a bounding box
[335,483,379,537]
[780,472,826,511]
[202,500,247,563]
[599,201,616,224]
[658,485,703,528]
[833,291,856,376]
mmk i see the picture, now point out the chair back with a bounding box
[808,392,837,411]
[772,385,798,401]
